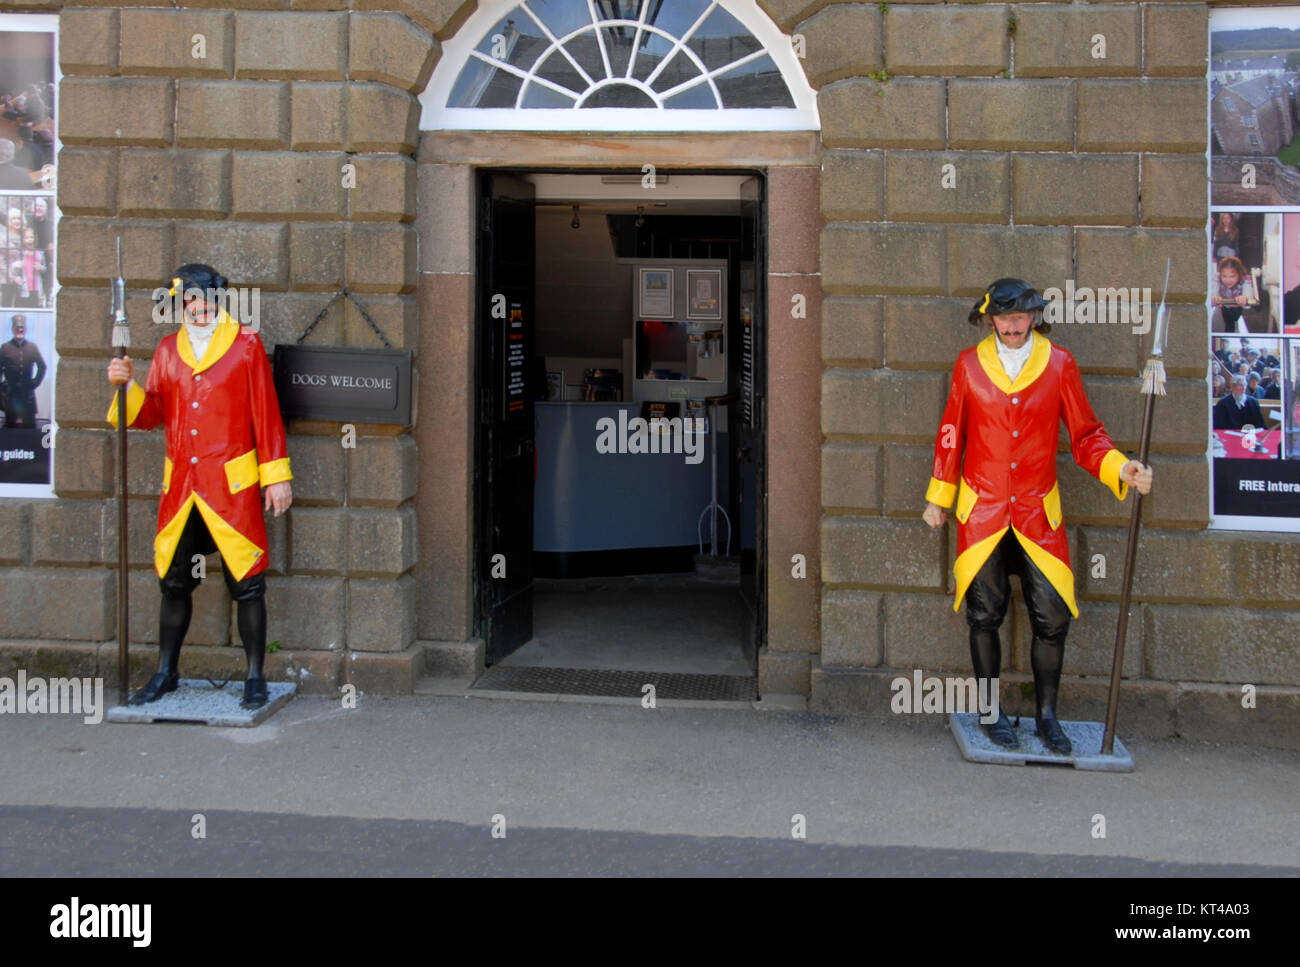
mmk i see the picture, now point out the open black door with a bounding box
[477,172,536,664]
[736,174,766,677]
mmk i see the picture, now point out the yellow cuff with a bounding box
[1099,449,1130,501]
[925,476,957,509]
[106,381,146,428]
[258,457,293,487]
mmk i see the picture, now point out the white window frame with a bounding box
[418,0,820,132]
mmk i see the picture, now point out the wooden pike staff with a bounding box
[1102,258,1171,755]
[110,239,130,704]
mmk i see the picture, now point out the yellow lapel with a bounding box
[176,307,241,374]
[976,332,1052,395]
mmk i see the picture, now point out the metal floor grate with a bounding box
[473,666,756,701]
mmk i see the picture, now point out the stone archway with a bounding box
[411,0,822,696]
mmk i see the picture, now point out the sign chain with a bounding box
[296,288,394,350]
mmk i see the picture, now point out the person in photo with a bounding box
[18,227,44,307]
[0,312,45,427]
[1214,374,1267,431]
[1212,256,1249,332]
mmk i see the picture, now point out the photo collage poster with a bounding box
[0,13,57,497]
[1210,8,1300,530]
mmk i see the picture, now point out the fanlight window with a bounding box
[422,0,819,131]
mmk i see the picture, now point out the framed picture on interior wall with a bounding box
[545,370,563,401]
[687,268,722,320]
[639,267,673,318]
[564,383,585,401]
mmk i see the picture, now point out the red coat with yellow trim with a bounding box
[925,333,1129,618]
[108,310,292,581]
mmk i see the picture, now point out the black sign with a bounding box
[0,427,51,484]
[1212,457,1300,518]
[741,304,754,425]
[273,346,412,425]
[504,302,525,417]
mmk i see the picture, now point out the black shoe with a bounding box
[1036,715,1073,755]
[241,676,269,710]
[980,713,1019,749]
[127,671,179,706]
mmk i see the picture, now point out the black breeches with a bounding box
[965,529,1071,719]
[156,507,266,677]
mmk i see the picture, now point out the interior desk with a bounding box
[533,401,715,563]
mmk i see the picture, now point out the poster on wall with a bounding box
[0,14,57,498]
[638,268,673,319]
[686,268,722,320]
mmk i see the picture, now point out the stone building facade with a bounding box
[1,0,1296,748]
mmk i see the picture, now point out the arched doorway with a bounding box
[414,0,822,702]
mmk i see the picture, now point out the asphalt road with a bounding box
[0,804,1289,877]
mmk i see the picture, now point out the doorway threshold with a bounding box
[470,665,756,703]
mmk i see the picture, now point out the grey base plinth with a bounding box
[106,679,296,727]
[948,713,1134,772]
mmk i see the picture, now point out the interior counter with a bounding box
[533,401,716,553]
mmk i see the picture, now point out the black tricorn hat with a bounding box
[158,263,228,302]
[967,277,1048,328]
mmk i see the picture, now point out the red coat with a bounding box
[108,310,291,581]
[925,333,1129,618]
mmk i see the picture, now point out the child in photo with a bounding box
[1212,256,1249,331]
[18,227,44,307]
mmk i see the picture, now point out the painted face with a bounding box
[1220,265,1240,287]
[991,311,1032,350]
[182,295,220,327]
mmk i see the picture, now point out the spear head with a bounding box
[1151,257,1171,359]
[110,237,129,349]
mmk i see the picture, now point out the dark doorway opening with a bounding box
[474,169,767,697]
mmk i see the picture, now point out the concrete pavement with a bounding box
[2,692,1297,875]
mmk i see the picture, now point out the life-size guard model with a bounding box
[107,264,293,710]
[922,279,1153,754]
